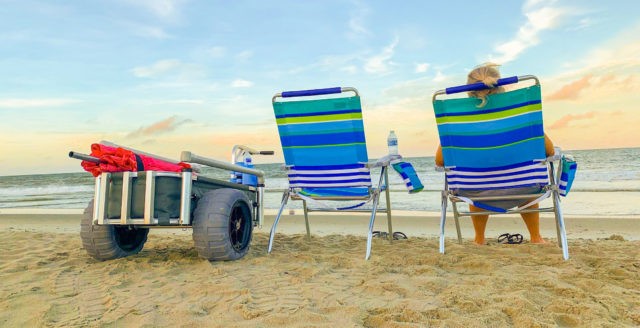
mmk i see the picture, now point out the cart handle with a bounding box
[181,151,266,185]
[282,87,342,98]
[432,75,540,102]
[232,145,274,156]
[69,151,101,163]
[445,76,519,94]
[272,87,359,102]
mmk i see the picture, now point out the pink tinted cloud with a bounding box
[548,111,596,129]
[127,116,190,138]
[547,75,592,101]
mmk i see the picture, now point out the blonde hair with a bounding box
[467,63,504,107]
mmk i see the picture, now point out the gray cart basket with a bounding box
[70,142,272,261]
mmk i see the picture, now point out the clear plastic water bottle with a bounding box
[387,130,398,155]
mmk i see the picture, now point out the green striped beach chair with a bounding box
[270,87,397,260]
[432,75,569,260]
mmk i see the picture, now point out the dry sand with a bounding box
[1,212,639,327]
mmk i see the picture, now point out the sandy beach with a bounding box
[1,211,639,327]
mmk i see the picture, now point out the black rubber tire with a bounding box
[192,189,254,261]
[80,200,149,261]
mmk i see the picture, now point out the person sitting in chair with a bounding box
[435,63,554,245]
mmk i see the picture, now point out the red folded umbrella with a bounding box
[81,143,191,177]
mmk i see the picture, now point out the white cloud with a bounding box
[341,65,358,74]
[569,17,594,31]
[165,99,205,105]
[523,0,554,11]
[415,63,430,73]
[555,22,640,77]
[287,53,359,75]
[364,37,399,74]
[119,20,172,39]
[231,79,254,88]
[130,98,206,106]
[489,0,566,64]
[347,0,371,39]
[208,46,226,58]
[125,0,185,19]
[136,25,171,39]
[132,59,182,78]
[432,71,446,83]
[126,115,192,138]
[236,50,253,61]
[542,22,640,99]
[0,98,80,108]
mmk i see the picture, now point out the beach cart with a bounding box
[69,141,273,261]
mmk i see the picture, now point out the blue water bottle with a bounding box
[241,153,258,186]
[230,154,243,184]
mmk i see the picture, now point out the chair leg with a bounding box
[303,200,311,240]
[552,189,569,260]
[452,200,462,243]
[365,191,382,260]
[268,191,289,254]
[439,191,448,254]
[554,212,563,248]
[384,168,393,242]
[549,163,563,248]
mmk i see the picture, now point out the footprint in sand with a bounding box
[231,269,307,319]
[44,267,112,326]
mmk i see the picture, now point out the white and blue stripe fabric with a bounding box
[445,160,549,191]
[287,163,372,189]
[559,156,577,197]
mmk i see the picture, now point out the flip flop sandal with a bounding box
[498,233,511,244]
[498,233,524,244]
[371,231,389,239]
[509,233,524,244]
[392,231,408,240]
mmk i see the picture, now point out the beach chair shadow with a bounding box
[432,75,569,260]
[269,87,397,260]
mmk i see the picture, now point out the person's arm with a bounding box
[435,144,444,166]
[544,134,555,156]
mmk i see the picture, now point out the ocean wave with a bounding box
[0,185,94,197]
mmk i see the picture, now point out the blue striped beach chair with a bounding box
[270,87,397,260]
[432,75,569,260]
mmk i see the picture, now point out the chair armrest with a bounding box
[280,164,293,171]
[366,154,402,168]
[546,146,563,162]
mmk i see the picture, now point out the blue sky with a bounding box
[1,0,639,175]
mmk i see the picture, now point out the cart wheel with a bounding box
[192,189,253,261]
[80,200,149,261]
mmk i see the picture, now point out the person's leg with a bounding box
[520,203,546,244]
[469,204,489,245]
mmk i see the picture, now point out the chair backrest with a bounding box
[433,83,549,190]
[273,89,372,188]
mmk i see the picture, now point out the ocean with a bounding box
[1,147,639,217]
